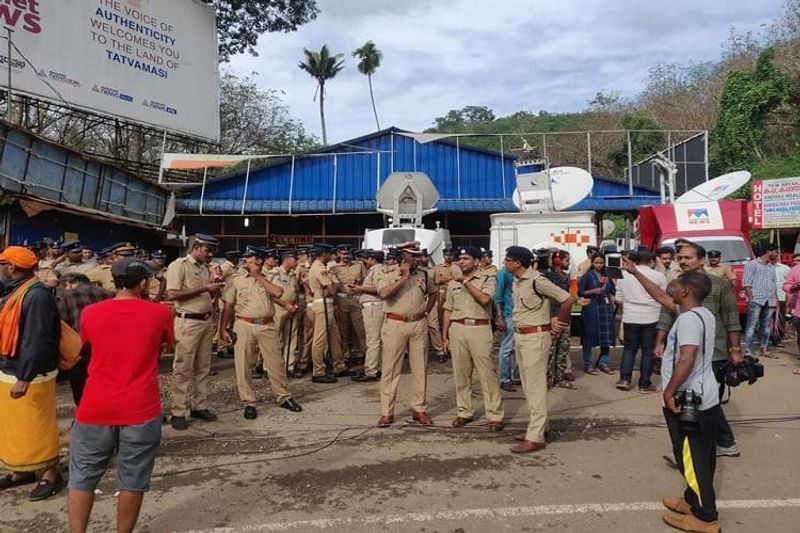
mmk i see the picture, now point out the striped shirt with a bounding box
[742,258,777,306]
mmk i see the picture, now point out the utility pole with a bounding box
[6,27,13,122]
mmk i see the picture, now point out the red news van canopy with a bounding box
[639,200,751,250]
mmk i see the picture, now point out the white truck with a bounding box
[489,210,597,278]
[361,171,451,263]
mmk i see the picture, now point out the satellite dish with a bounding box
[376,172,439,227]
[512,166,594,213]
[675,171,751,204]
[602,219,616,236]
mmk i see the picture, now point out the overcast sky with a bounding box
[228,0,782,144]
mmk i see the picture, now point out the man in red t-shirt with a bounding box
[68,258,174,533]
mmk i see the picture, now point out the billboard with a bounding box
[674,202,724,232]
[1,0,220,140]
[751,177,800,229]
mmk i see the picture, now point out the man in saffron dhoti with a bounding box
[0,246,63,501]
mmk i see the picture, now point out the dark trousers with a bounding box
[620,322,657,386]
[664,405,719,523]
[711,361,736,448]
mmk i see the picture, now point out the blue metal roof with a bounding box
[177,127,657,214]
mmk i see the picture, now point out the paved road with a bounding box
[3,344,800,532]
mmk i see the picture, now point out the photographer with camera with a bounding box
[624,242,745,459]
[659,271,721,533]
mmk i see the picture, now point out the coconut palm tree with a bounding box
[298,45,345,145]
[352,41,383,130]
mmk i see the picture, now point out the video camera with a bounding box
[673,389,702,432]
[716,355,764,387]
[602,244,624,280]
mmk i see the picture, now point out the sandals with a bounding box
[761,352,779,359]
[556,380,576,390]
[28,475,64,501]
[0,472,36,491]
[599,365,615,375]
[584,367,600,376]
[792,368,800,375]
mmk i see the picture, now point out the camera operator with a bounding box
[659,271,721,533]
[624,242,743,459]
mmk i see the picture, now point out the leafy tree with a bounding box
[298,45,345,145]
[352,41,383,130]
[426,105,496,132]
[218,72,317,154]
[210,0,319,62]
[608,112,666,174]
[710,48,788,173]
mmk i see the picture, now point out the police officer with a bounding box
[53,240,95,276]
[165,234,223,431]
[350,250,388,382]
[442,246,504,430]
[87,242,136,292]
[479,249,498,277]
[331,245,368,362]
[376,244,438,427]
[432,248,455,363]
[219,246,301,420]
[273,250,301,373]
[293,247,314,378]
[705,250,736,287]
[503,246,573,453]
[147,250,168,301]
[34,242,60,288]
[308,243,349,383]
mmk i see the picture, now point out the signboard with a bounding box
[751,177,800,229]
[674,202,724,232]
[2,0,220,140]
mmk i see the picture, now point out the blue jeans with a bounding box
[620,322,657,386]
[582,345,610,370]
[498,316,519,382]
[744,301,774,353]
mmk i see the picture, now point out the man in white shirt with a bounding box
[616,250,667,392]
[771,255,791,348]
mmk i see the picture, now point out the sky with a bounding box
[228,0,783,144]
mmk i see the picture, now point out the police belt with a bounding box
[514,325,551,334]
[236,315,274,325]
[313,298,335,304]
[451,318,491,326]
[361,301,382,308]
[175,312,211,321]
[385,312,426,323]
[336,292,360,301]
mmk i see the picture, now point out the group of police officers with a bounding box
[32,235,573,453]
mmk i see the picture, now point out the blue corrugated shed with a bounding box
[177,127,657,214]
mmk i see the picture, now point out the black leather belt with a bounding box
[176,312,211,320]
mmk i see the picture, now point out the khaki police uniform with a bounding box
[377,268,437,416]
[481,264,499,278]
[444,271,504,422]
[166,254,215,417]
[148,266,169,301]
[332,261,367,357]
[223,271,291,406]
[273,265,299,370]
[55,260,95,276]
[433,261,454,328]
[87,263,116,292]
[308,259,347,376]
[295,262,313,372]
[359,264,389,377]
[512,267,571,443]
[419,265,445,355]
[705,264,736,285]
[36,259,59,287]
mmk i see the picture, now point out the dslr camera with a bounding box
[721,355,764,387]
[673,389,702,432]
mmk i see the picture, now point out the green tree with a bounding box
[298,45,345,145]
[352,41,383,130]
[608,112,665,174]
[710,48,788,173]
[426,105,496,132]
[210,0,319,62]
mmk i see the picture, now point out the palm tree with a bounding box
[352,41,383,130]
[298,45,345,145]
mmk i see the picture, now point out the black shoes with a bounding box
[171,416,189,431]
[280,398,303,412]
[190,409,218,422]
[292,367,307,379]
[244,406,257,420]
[311,374,337,384]
[352,371,379,382]
[436,352,449,364]
[252,365,265,379]
[334,369,355,377]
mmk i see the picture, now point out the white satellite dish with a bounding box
[602,219,616,236]
[512,166,594,213]
[675,171,751,204]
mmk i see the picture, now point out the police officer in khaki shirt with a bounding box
[54,240,95,276]
[704,250,736,287]
[504,246,573,453]
[376,245,438,427]
[416,249,446,362]
[219,246,301,420]
[308,243,349,382]
[350,250,389,381]
[442,246,504,430]
[479,249,499,277]
[293,248,314,377]
[273,250,302,372]
[331,245,368,361]
[165,234,223,431]
[147,250,169,302]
